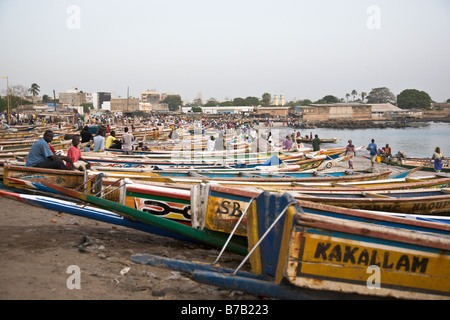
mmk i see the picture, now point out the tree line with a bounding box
[191,88,444,110]
[1,83,448,114]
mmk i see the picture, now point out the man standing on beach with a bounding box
[367,139,378,168]
[122,127,134,154]
[312,134,321,151]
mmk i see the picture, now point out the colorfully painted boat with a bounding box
[0,188,198,243]
[3,163,87,190]
[246,191,450,299]
[384,157,450,173]
[290,188,450,215]
[27,180,249,255]
[297,138,340,144]
[132,191,450,299]
[191,182,450,238]
[3,159,393,188]
[96,169,393,187]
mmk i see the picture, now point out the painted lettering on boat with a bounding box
[215,200,243,217]
[358,203,401,212]
[356,201,450,212]
[313,242,429,273]
[412,201,450,211]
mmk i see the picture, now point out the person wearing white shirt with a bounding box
[206,136,216,151]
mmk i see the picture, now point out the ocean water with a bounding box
[277,122,449,158]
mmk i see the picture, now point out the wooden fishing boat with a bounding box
[132,191,450,299]
[260,176,450,192]
[2,162,393,189]
[297,137,340,144]
[79,154,272,169]
[191,181,450,239]
[0,139,75,155]
[33,180,249,255]
[245,192,450,299]
[1,164,196,227]
[290,188,450,215]
[95,163,367,180]
[94,168,392,186]
[3,163,87,190]
[384,157,450,173]
[0,188,198,243]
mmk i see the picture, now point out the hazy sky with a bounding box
[0,0,449,103]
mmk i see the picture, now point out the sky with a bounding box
[0,0,449,103]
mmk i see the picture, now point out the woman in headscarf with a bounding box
[345,139,356,169]
[432,147,444,172]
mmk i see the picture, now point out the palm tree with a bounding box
[345,93,350,102]
[361,92,367,102]
[351,90,357,101]
[29,83,40,97]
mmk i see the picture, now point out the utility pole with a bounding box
[53,90,57,112]
[126,86,129,111]
[1,76,10,125]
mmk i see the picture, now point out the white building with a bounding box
[370,103,421,118]
[181,105,255,114]
[272,94,285,106]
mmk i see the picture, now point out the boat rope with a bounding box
[76,172,103,193]
[233,199,298,276]
[210,196,257,266]
[93,178,126,198]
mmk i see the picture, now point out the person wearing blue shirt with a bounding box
[367,139,378,168]
[93,128,106,152]
[26,130,73,170]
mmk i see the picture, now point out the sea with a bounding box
[275,121,449,158]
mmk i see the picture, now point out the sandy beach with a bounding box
[0,155,436,300]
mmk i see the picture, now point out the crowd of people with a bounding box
[18,112,446,173]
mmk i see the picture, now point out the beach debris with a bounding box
[120,267,131,276]
[71,235,95,248]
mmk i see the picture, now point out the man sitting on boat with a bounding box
[26,130,73,170]
[105,130,122,150]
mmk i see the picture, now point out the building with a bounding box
[92,92,112,110]
[139,102,169,112]
[272,94,285,106]
[299,103,425,121]
[110,98,139,112]
[370,103,419,118]
[301,103,372,121]
[141,90,160,104]
[181,105,255,114]
[256,106,290,117]
[59,90,87,107]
